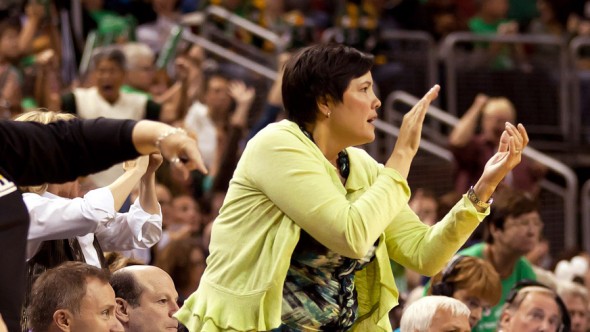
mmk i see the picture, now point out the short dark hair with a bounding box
[91,47,127,71]
[27,262,110,332]
[281,43,374,126]
[110,270,143,307]
[485,190,539,244]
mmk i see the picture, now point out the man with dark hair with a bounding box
[27,261,123,332]
[459,190,540,332]
[111,265,179,331]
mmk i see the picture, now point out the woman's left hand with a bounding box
[475,122,529,200]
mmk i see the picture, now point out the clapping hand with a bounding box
[473,122,529,202]
[387,85,440,178]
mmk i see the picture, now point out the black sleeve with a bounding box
[60,92,78,115]
[145,100,161,121]
[0,117,140,186]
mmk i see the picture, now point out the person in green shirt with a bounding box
[175,43,530,331]
[460,190,541,332]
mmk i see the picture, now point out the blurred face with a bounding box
[328,71,381,147]
[0,28,20,61]
[204,76,232,117]
[155,185,173,228]
[453,289,493,328]
[427,308,470,332]
[481,104,515,144]
[483,0,509,19]
[127,57,155,92]
[82,0,104,11]
[153,0,177,15]
[69,278,123,332]
[171,196,200,230]
[500,292,561,332]
[189,247,206,292]
[95,59,125,103]
[409,196,438,226]
[495,211,543,255]
[126,269,179,332]
[537,0,555,23]
[47,180,81,199]
[561,294,588,332]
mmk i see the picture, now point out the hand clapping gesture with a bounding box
[387,84,440,178]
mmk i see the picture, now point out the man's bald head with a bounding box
[111,266,180,331]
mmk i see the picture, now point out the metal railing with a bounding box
[192,5,289,68]
[440,32,570,145]
[378,30,438,100]
[581,179,590,251]
[569,36,590,145]
[202,5,289,53]
[380,90,578,251]
[181,32,278,81]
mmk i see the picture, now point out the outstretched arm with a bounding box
[138,153,163,215]
[96,154,164,251]
[0,118,207,186]
[449,94,488,147]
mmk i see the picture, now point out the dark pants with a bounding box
[0,188,29,332]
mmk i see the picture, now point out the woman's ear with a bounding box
[317,95,333,118]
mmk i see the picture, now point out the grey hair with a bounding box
[122,42,155,67]
[557,280,589,305]
[400,296,471,332]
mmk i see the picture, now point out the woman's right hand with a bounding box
[386,85,440,178]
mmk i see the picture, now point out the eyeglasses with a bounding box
[463,297,492,316]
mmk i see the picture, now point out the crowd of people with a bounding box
[0,0,589,332]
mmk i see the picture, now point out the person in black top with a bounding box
[0,115,206,332]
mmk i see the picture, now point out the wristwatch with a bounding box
[467,186,493,209]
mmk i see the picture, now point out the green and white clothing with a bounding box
[460,242,537,332]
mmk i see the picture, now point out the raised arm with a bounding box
[448,94,488,148]
[137,153,163,215]
[18,3,45,55]
[385,85,439,178]
[386,122,530,274]
[95,154,164,251]
[0,117,207,186]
